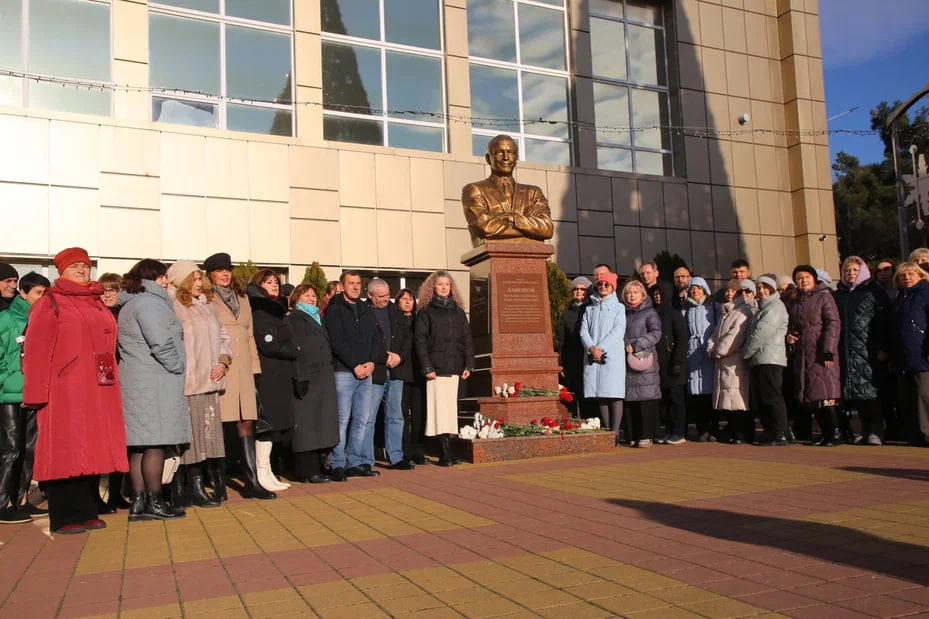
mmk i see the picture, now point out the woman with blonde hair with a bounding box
[414,271,473,466]
[167,260,231,507]
[622,280,662,447]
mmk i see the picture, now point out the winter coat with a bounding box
[624,297,662,402]
[682,278,719,396]
[653,298,687,389]
[213,289,261,422]
[580,292,625,399]
[366,301,413,384]
[707,297,752,411]
[833,276,888,400]
[247,284,298,433]
[325,293,385,373]
[414,295,474,376]
[558,301,588,399]
[743,293,788,367]
[787,283,841,405]
[117,281,191,447]
[886,279,929,373]
[22,279,128,481]
[289,308,340,453]
[170,289,232,396]
[0,295,29,403]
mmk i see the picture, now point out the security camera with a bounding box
[818,234,827,241]
[738,113,750,125]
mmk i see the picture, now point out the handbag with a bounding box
[627,349,654,372]
[94,351,116,386]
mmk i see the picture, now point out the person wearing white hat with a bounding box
[744,274,790,445]
[558,276,593,417]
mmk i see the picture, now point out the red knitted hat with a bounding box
[54,247,91,273]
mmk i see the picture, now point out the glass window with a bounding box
[227,104,292,136]
[226,0,290,26]
[590,18,625,81]
[593,82,629,146]
[154,0,217,12]
[150,13,220,95]
[226,26,292,101]
[467,0,571,166]
[597,146,633,172]
[321,0,445,151]
[627,24,665,85]
[0,0,22,72]
[153,97,218,128]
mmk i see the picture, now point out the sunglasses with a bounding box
[595,282,613,288]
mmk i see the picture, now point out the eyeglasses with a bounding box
[102,289,119,297]
[595,282,612,288]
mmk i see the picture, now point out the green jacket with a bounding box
[0,296,30,403]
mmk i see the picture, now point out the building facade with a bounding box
[0,0,835,301]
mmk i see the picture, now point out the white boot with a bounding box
[255,440,289,490]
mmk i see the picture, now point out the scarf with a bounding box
[214,285,240,318]
[296,302,321,325]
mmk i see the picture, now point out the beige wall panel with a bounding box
[161,133,206,196]
[731,141,757,187]
[99,207,160,258]
[747,56,773,101]
[790,55,812,101]
[664,183,689,229]
[765,15,780,59]
[340,207,377,266]
[782,235,797,270]
[49,187,98,255]
[449,271,470,308]
[337,150,377,207]
[578,209,614,237]
[818,189,836,235]
[295,32,322,89]
[49,121,100,189]
[775,146,790,191]
[641,228,667,264]
[294,0,321,33]
[804,0,819,14]
[579,235,616,275]
[248,142,289,202]
[290,188,339,221]
[701,47,727,94]
[547,171,577,222]
[443,161,484,200]
[0,184,47,254]
[612,227,642,273]
[612,177,639,226]
[708,139,734,185]
[444,199,468,230]
[761,234,786,274]
[691,230,717,279]
[728,96,752,143]
[797,234,825,267]
[447,105,473,157]
[722,0,744,8]
[676,0,701,44]
[290,145,339,191]
[811,99,828,146]
[204,138,249,199]
[688,183,714,230]
[742,233,763,267]
[99,126,159,177]
[667,229,693,266]
[793,235,811,265]
[769,58,784,102]
[749,100,775,147]
[699,2,725,48]
[412,212,447,268]
[778,190,794,236]
[735,187,760,234]
[683,136,711,183]
[249,201,291,263]
[515,167,546,192]
[445,5,469,57]
[161,195,208,260]
[0,116,49,185]
[815,144,831,189]
[715,232,741,276]
[681,88,707,129]
[725,52,751,99]
[374,154,412,211]
[804,13,821,57]
[205,199,250,260]
[757,189,782,234]
[410,158,445,213]
[576,174,612,212]
[792,188,820,235]
[704,92,728,132]
[376,210,413,268]
[744,11,768,57]
[446,56,471,108]
[772,102,787,148]
[786,144,803,191]
[823,233,839,272]
[296,86,323,145]
[638,180,665,228]
[808,57,825,102]
[290,219,340,265]
[551,223,580,274]
[712,185,738,232]
[722,7,747,52]
[113,60,148,122]
[100,173,160,210]
[97,259,138,276]
[443,227,469,271]
[113,0,147,63]
[678,44,705,91]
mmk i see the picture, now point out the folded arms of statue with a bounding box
[462,183,554,242]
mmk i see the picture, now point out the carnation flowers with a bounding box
[493,381,574,404]
[459,414,602,439]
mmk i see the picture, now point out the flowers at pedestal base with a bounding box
[459,414,603,439]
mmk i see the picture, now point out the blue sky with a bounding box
[820,0,929,166]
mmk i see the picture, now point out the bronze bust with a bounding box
[461,135,554,246]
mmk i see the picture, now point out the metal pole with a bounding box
[891,120,909,260]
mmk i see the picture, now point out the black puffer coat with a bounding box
[652,296,687,388]
[557,301,587,400]
[247,284,297,433]
[833,277,888,401]
[414,295,474,376]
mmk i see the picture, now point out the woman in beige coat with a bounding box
[707,280,754,443]
[203,253,274,500]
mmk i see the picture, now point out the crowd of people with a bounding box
[0,248,473,534]
[557,251,929,450]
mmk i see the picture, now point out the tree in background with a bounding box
[301,261,329,294]
[233,260,259,291]
[546,260,571,348]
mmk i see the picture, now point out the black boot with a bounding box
[208,458,227,502]
[187,463,220,508]
[94,479,117,515]
[169,465,190,509]
[0,404,23,513]
[814,408,837,446]
[105,472,131,510]
[146,491,185,520]
[239,436,276,499]
[437,436,454,467]
[129,491,151,522]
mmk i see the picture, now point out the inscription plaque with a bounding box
[496,273,546,333]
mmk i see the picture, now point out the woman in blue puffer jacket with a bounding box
[682,277,720,441]
[580,271,626,443]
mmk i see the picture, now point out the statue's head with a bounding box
[485,134,518,177]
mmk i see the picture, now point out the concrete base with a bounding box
[452,431,615,463]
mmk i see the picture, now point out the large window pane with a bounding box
[31,82,110,115]
[0,0,21,71]
[150,14,220,95]
[524,139,570,166]
[322,42,382,115]
[227,104,291,136]
[593,82,630,146]
[469,64,519,132]
[521,72,568,139]
[517,3,565,70]
[321,0,379,40]
[627,0,662,25]
[635,150,671,176]
[385,0,439,50]
[226,0,291,25]
[589,0,623,19]
[152,0,218,13]
[386,52,441,122]
[226,26,292,102]
[324,115,383,145]
[30,0,109,80]
[590,17,626,81]
[153,97,218,128]
[628,25,665,85]
[631,88,669,149]
[388,123,443,152]
[597,146,632,172]
[466,0,516,63]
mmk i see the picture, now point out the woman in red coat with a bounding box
[22,248,128,534]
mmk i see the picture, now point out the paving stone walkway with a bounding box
[3,442,929,618]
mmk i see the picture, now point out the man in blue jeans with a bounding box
[364,280,415,470]
[324,271,385,480]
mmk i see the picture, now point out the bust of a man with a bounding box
[461,135,554,246]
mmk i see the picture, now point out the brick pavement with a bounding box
[2,443,929,618]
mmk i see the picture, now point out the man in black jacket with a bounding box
[364,279,415,470]
[0,264,18,313]
[325,271,386,480]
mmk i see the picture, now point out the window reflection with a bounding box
[31,82,110,115]
[627,0,662,25]
[321,0,379,40]
[469,64,519,132]
[384,0,439,50]
[388,123,443,152]
[150,14,220,95]
[226,0,290,25]
[589,0,623,19]
[227,104,292,136]
[524,139,570,166]
[226,26,292,101]
[153,97,218,128]
[322,41,382,115]
[635,151,670,176]
[590,18,626,81]
[386,52,441,121]
[593,82,630,146]
[631,88,669,150]
[597,146,633,172]
[0,0,21,71]
[628,25,665,85]
[324,115,383,145]
[521,72,568,139]
[30,0,109,80]
[517,3,565,70]
[153,0,218,13]
[467,0,516,63]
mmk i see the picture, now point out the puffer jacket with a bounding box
[833,272,888,400]
[788,283,841,405]
[170,288,232,396]
[414,295,474,376]
[707,296,752,411]
[682,277,719,396]
[886,279,929,373]
[624,296,661,402]
[0,295,29,403]
[743,293,788,367]
[580,292,625,399]
[653,297,687,389]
